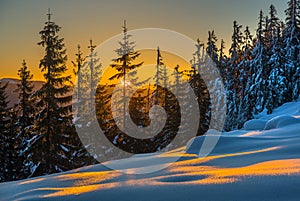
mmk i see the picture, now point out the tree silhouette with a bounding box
[28,9,74,176]
[109,20,143,130]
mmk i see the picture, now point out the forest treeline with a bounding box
[0,0,299,182]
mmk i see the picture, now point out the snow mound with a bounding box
[243,119,267,131]
[264,115,300,130]
[257,100,300,120]
[1,100,300,201]
[185,136,205,154]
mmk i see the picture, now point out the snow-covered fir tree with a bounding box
[16,60,35,132]
[283,0,300,101]
[15,60,36,179]
[0,81,10,182]
[153,47,165,105]
[108,20,144,152]
[72,45,85,117]
[87,40,102,111]
[0,82,19,182]
[236,26,254,128]
[218,39,228,82]
[188,39,211,135]
[224,20,244,130]
[248,11,269,115]
[266,26,288,114]
[27,10,76,177]
[72,44,100,166]
[206,30,219,64]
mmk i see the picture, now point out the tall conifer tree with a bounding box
[28,9,74,176]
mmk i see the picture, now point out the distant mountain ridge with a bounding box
[0,78,44,108]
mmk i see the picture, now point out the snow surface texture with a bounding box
[1,100,300,201]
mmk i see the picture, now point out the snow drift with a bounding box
[1,100,300,201]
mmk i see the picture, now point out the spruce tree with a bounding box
[283,0,300,101]
[266,27,287,114]
[128,90,149,128]
[171,65,199,145]
[17,60,34,132]
[109,20,143,132]
[28,9,74,176]
[206,30,219,64]
[72,44,100,166]
[268,5,280,40]
[0,82,18,182]
[162,60,169,107]
[238,26,253,96]
[15,60,35,178]
[154,47,164,105]
[73,40,101,125]
[6,106,19,181]
[236,26,253,128]
[87,40,102,111]
[225,21,244,130]
[284,0,300,34]
[248,10,269,114]
[189,39,210,135]
[72,45,85,117]
[218,39,228,82]
[264,5,280,50]
[0,81,10,182]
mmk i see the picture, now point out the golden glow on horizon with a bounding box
[2,49,191,84]
[1,0,287,83]
[99,49,191,85]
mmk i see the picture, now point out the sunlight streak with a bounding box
[172,146,281,167]
[161,159,300,185]
[40,183,119,198]
[242,131,262,137]
[55,171,121,186]
[19,178,45,185]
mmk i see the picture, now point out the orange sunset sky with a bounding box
[0,0,286,83]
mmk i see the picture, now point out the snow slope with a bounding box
[1,100,300,201]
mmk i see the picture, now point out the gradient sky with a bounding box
[0,0,287,81]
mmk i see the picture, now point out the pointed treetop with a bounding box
[76,45,83,63]
[76,45,82,56]
[190,54,196,64]
[174,64,183,75]
[72,44,84,73]
[196,38,204,48]
[88,39,96,53]
[157,46,164,66]
[47,8,52,22]
[197,38,204,46]
[122,20,128,33]
[195,38,204,54]
[22,59,26,66]
[221,39,225,46]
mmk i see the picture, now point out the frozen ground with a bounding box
[1,99,300,201]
